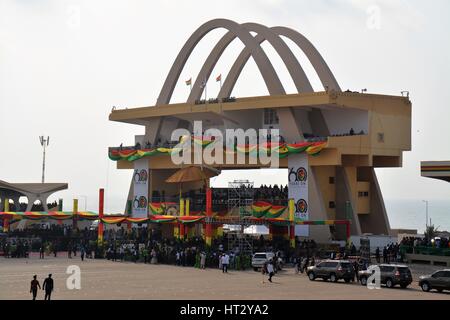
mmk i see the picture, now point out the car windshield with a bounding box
[254,254,267,259]
[397,267,410,274]
[340,263,352,268]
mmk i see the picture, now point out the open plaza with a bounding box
[1,254,449,300]
[1,2,450,303]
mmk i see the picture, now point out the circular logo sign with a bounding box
[296,167,307,182]
[133,196,148,209]
[296,199,308,214]
[134,169,148,183]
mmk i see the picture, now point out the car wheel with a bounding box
[344,278,351,283]
[421,282,431,292]
[386,278,394,288]
[330,273,337,283]
[437,288,443,293]
[360,276,367,286]
[400,283,408,289]
[308,272,315,281]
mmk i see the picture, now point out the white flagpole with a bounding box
[204,78,207,102]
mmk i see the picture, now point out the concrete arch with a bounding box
[219,26,341,99]
[156,18,285,106]
[188,22,313,103]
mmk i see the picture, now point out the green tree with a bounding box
[424,224,438,241]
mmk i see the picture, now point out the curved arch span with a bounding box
[219,26,341,99]
[187,22,313,103]
[156,18,285,106]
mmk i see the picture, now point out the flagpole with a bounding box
[204,78,207,103]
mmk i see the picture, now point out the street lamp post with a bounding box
[39,136,50,183]
[422,200,429,230]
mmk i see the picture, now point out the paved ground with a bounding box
[1,254,449,300]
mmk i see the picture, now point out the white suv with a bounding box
[251,252,275,271]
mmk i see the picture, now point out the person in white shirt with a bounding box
[267,259,275,282]
[200,252,206,269]
[221,253,230,273]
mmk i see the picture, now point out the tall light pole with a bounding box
[422,200,428,230]
[39,136,50,183]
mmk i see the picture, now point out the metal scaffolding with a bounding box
[227,180,254,217]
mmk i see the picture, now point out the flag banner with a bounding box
[132,158,149,218]
[109,141,326,162]
[288,153,309,237]
[185,78,192,86]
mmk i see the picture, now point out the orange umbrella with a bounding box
[165,165,219,184]
[165,166,220,216]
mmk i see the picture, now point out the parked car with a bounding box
[307,260,355,283]
[251,252,283,271]
[359,264,412,288]
[419,269,450,293]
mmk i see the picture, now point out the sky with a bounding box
[1,0,450,220]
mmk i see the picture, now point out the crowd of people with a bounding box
[150,184,289,213]
[400,236,450,249]
[5,201,58,212]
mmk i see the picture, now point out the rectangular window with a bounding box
[377,132,384,143]
[329,177,335,184]
[329,201,336,208]
[264,108,279,125]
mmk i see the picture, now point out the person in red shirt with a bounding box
[30,275,41,300]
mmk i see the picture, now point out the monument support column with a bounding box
[98,189,104,244]
[289,198,296,248]
[184,198,190,238]
[205,187,212,247]
[3,198,10,233]
[179,197,185,240]
[73,199,78,231]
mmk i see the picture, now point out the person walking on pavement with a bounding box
[39,244,45,259]
[221,253,229,273]
[267,259,275,283]
[80,245,85,261]
[200,251,207,269]
[375,247,380,264]
[30,275,41,300]
[43,274,54,301]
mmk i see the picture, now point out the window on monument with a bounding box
[329,177,335,184]
[329,201,336,208]
[264,108,279,125]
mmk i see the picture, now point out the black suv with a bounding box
[419,269,450,293]
[358,264,412,288]
[307,260,355,283]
